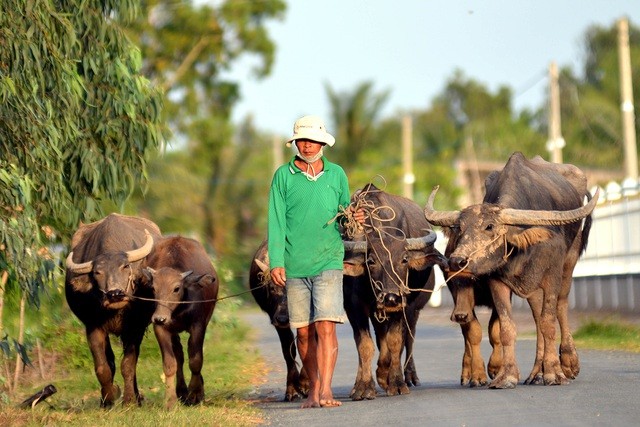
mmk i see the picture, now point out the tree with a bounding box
[0,0,164,390]
[553,19,640,169]
[126,0,286,257]
[325,81,390,170]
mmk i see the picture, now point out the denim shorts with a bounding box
[286,269,346,328]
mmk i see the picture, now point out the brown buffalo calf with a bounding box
[141,236,218,408]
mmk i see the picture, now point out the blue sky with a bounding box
[223,0,639,136]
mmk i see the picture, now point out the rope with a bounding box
[128,282,268,305]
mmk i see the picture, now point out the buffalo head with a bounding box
[142,267,216,327]
[424,186,599,276]
[344,230,442,313]
[254,257,290,328]
[66,229,154,309]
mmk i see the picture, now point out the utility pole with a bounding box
[402,115,415,200]
[546,61,565,163]
[618,17,638,180]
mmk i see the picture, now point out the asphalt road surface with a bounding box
[242,306,640,427]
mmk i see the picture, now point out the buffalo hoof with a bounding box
[488,372,518,389]
[100,384,121,408]
[386,383,410,396]
[404,368,421,387]
[560,347,580,379]
[467,377,489,388]
[350,380,377,401]
[284,385,301,402]
[524,373,544,385]
[543,373,571,386]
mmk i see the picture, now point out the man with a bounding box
[268,115,362,408]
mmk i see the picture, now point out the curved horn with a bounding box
[405,230,437,251]
[126,229,154,262]
[66,252,93,274]
[498,188,600,226]
[424,185,460,227]
[254,258,269,273]
[343,240,368,253]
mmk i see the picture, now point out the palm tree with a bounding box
[325,81,390,169]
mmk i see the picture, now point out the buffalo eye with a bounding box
[173,285,180,293]
[485,223,494,231]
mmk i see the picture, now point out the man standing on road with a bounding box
[268,115,363,408]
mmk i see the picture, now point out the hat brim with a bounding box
[286,129,335,147]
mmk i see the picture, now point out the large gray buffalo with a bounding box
[343,183,446,400]
[424,152,598,389]
[65,213,161,406]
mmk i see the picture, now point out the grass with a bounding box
[0,295,267,427]
[573,318,640,353]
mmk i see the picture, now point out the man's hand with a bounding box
[271,267,287,287]
[353,208,367,224]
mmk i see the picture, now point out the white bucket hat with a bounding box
[286,115,335,147]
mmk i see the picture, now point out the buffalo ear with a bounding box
[69,276,92,292]
[408,251,448,271]
[343,261,365,277]
[507,227,554,249]
[138,268,154,288]
[186,273,216,289]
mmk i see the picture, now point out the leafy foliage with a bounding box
[0,0,164,362]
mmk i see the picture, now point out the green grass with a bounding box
[0,297,267,426]
[573,318,640,353]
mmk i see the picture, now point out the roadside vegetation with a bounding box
[0,286,266,427]
[574,318,640,353]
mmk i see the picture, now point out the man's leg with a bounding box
[316,320,341,407]
[297,324,320,408]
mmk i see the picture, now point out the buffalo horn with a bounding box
[405,230,437,251]
[343,240,368,253]
[423,185,460,227]
[66,251,93,274]
[126,229,154,262]
[498,188,600,226]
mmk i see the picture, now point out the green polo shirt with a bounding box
[267,157,351,278]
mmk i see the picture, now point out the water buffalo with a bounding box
[65,213,161,406]
[140,235,219,407]
[249,240,309,402]
[424,152,598,388]
[342,183,446,400]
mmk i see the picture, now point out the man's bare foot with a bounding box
[319,398,342,407]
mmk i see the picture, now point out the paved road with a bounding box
[242,306,640,427]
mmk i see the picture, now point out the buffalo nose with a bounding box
[153,316,166,325]
[449,256,468,272]
[452,312,469,324]
[383,293,401,308]
[273,313,289,327]
[106,289,125,301]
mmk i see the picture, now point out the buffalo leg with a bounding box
[403,307,421,387]
[377,319,409,396]
[87,328,120,407]
[460,315,489,387]
[154,325,178,408]
[539,280,570,385]
[558,240,580,379]
[185,327,206,405]
[276,326,307,401]
[487,308,503,380]
[524,289,545,385]
[172,334,188,401]
[346,311,376,400]
[488,279,519,389]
